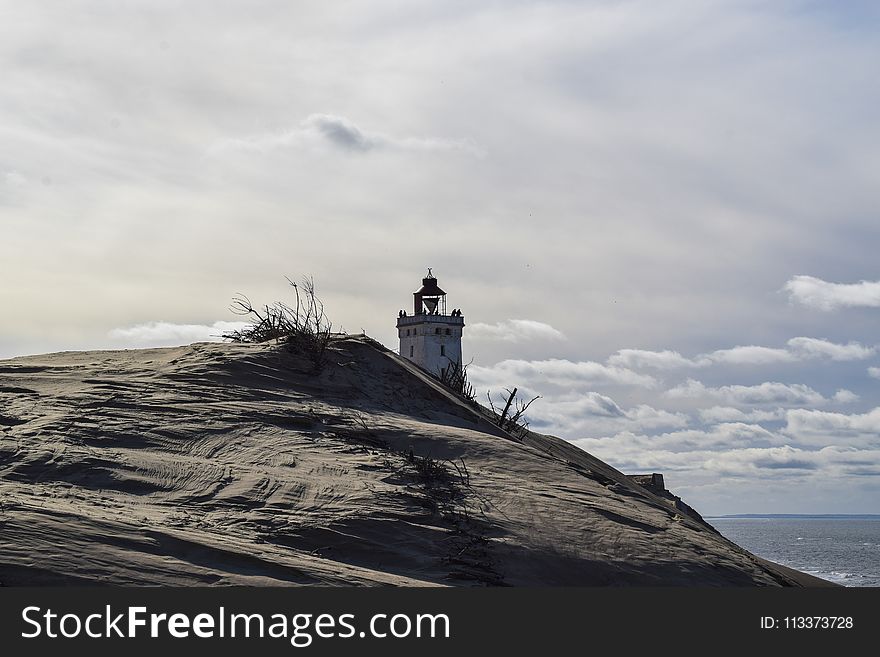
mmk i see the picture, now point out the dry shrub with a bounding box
[224,276,332,372]
[439,359,476,402]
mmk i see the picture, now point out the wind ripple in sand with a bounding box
[0,339,833,586]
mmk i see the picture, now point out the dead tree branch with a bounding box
[487,387,541,438]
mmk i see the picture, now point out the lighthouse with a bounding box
[397,269,464,377]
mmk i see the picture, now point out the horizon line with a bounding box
[707,513,880,519]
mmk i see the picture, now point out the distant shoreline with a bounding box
[708,514,880,519]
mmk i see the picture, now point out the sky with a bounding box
[1,0,879,514]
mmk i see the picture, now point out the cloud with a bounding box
[576,423,786,458]
[783,275,880,311]
[468,319,565,343]
[526,393,689,438]
[535,392,625,419]
[832,389,860,403]
[783,408,880,446]
[574,437,880,481]
[786,337,876,360]
[702,445,821,474]
[1,170,28,205]
[706,345,795,365]
[868,367,880,379]
[608,337,874,370]
[108,321,248,347]
[624,404,690,430]
[211,113,485,156]
[665,379,830,406]
[607,349,696,369]
[469,358,658,390]
[303,114,377,151]
[698,406,786,424]
[2,171,27,187]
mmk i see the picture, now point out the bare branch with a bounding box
[486,387,541,438]
[223,275,334,372]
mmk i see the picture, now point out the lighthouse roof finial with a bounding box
[416,268,445,296]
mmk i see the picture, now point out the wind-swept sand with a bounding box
[0,337,833,586]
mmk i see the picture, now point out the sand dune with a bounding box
[0,337,832,586]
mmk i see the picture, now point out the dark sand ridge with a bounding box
[0,337,833,586]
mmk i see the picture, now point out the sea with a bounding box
[708,516,880,587]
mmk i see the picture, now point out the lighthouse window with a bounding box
[445,328,451,335]
[410,346,414,357]
[435,328,441,334]
[440,345,446,357]
[406,329,410,336]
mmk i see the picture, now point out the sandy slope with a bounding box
[0,337,832,586]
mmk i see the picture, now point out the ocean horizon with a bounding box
[709,515,880,587]
[710,514,880,519]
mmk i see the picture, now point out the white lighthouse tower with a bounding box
[397,269,465,377]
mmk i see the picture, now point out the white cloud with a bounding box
[211,113,485,157]
[3,171,27,187]
[108,321,248,347]
[698,406,786,424]
[624,404,690,430]
[575,438,880,481]
[527,393,689,438]
[709,446,826,474]
[706,345,795,365]
[783,408,880,448]
[608,337,874,371]
[663,378,709,398]
[548,392,626,418]
[783,275,880,311]
[468,319,565,343]
[576,423,785,457]
[469,358,658,390]
[832,389,860,404]
[786,337,875,361]
[569,407,880,480]
[868,367,880,379]
[701,446,821,475]
[1,170,28,205]
[665,379,827,406]
[607,349,696,369]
